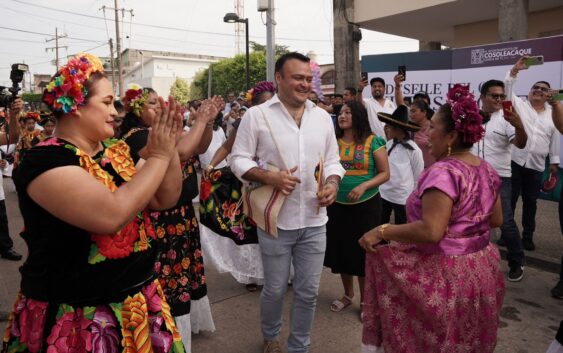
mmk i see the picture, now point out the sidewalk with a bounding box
[1,178,562,353]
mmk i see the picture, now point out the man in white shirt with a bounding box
[471,79,527,281]
[506,57,560,252]
[231,52,345,353]
[357,77,396,139]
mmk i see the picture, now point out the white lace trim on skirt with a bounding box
[200,224,264,285]
[190,295,215,334]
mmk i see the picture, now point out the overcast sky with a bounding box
[0,0,418,87]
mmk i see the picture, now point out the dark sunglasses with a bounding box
[486,93,506,100]
[532,85,549,92]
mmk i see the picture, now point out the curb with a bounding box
[499,248,560,274]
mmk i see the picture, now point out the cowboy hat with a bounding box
[377,105,420,132]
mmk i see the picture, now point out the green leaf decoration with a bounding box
[109,303,123,328]
[231,189,240,200]
[206,200,214,212]
[61,304,75,314]
[172,340,186,353]
[83,306,96,320]
[7,340,27,353]
[88,244,107,264]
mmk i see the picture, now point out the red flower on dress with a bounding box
[91,219,139,259]
[200,179,212,201]
[142,282,162,313]
[11,297,48,353]
[46,309,92,353]
[166,224,176,235]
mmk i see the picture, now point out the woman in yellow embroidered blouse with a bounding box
[324,101,390,319]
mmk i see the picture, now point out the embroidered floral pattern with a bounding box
[121,293,152,353]
[46,309,92,353]
[91,306,119,353]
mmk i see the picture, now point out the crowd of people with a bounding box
[0,50,562,353]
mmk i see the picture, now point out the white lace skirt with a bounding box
[175,296,215,353]
[200,224,264,285]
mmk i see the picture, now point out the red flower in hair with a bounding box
[446,84,484,144]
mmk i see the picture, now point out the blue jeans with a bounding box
[258,226,326,353]
[499,177,525,267]
[511,161,543,241]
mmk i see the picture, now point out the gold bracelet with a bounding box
[379,223,390,241]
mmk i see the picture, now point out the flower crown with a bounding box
[125,83,149,118]
[20,111,41,122]
[43,53,105,114]
[246,81,275,105]
[446,84,484,145]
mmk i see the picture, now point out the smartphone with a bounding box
[524,55,544,67]
[502,100,513,117]
[549,89,563,101]
[398,65,406,81]
[361,71,368,82]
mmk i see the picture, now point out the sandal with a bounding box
[330,295,353,312]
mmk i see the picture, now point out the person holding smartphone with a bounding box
[470,79,528,282]
[357,74,396,140]
[506,56,560,252]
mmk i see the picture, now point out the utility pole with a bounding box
[114,0,124,97]
[109,38,116,91]
[45,27,68,71]
[266,0,275,82]
[333,0,360,95]
[100,3,133,97]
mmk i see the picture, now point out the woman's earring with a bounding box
[447,145,452,157]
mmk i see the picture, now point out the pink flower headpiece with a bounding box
[20,111,41,122]
[446,84,484,145]
[246,81,275,105]
[43,53,105,114]
[124,83,149,118]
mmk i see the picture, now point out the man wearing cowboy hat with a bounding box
[378,105,424,225]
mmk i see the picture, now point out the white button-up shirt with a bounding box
[470,110,516,178]
[505,72,560,172]
[230,94,346,230]
[363,97,396,139]
[379,139,423,205]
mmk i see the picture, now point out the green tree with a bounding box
[250,41,290,56]
[190,51,268,99]
[169,77,190,105]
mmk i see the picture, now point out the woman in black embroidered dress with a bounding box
[2,53,185,353]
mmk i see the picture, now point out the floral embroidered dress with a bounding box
[14,129,41,168]
[124,128,214,348]
[362,158,505,353]
[3,137,184,353]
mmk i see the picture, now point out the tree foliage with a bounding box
[189,43,292,100]
[169,77,190,105]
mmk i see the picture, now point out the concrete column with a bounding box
[333,0,360,95]
[419,41,442,51]
[498,0,528,42]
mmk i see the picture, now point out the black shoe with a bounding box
[496,238,506,247]
[522,239,535,251]
[552,280,563,299]
[507,265,524,282]
[1,248,22,261]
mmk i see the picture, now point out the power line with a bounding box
[9,0,412,44]
[0,25,101,43]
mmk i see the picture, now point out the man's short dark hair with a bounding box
[480,80,504,96]
[334,94,343,99]
[370,77,385,87]
[534,80,551,88]
[275,52,310,74]
[113,100,124,112]
[344,87,357,95]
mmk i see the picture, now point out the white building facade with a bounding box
[123,53,222,97]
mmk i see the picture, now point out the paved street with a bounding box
[1,178,562,352]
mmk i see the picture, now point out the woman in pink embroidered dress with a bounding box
[359,85,505,353]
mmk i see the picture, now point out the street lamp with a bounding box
[223,12,250,91]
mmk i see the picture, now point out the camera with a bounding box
[0,63,29,108]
